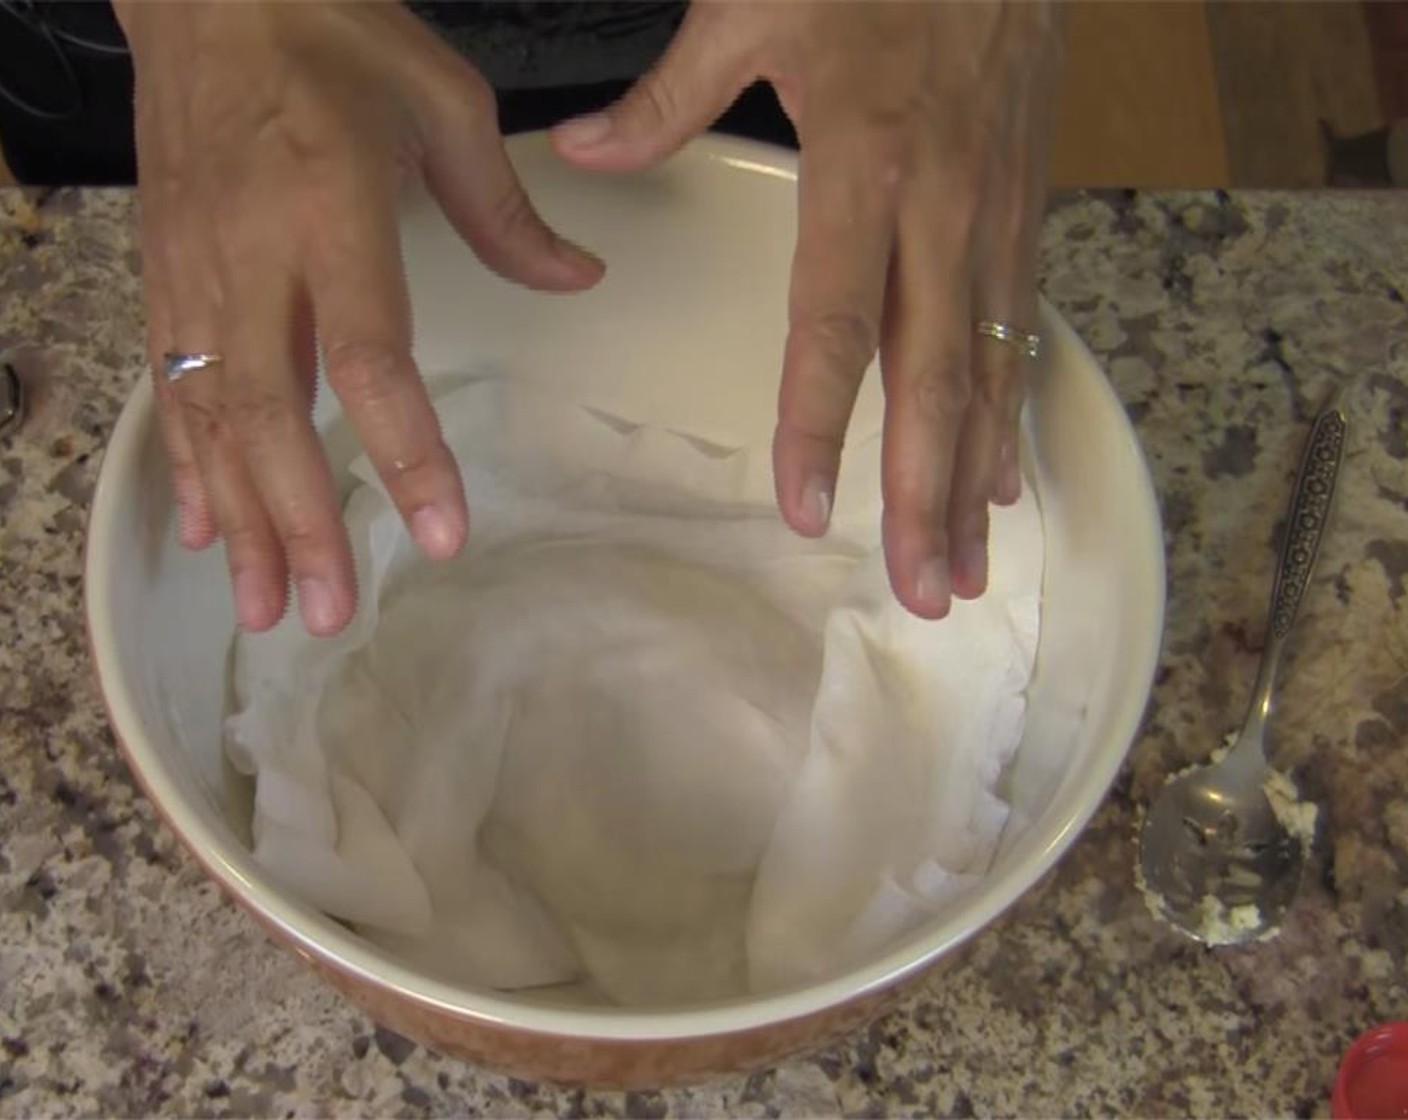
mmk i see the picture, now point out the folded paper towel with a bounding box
[224,378,1044,1006]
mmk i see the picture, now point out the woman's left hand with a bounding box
[553,0,1062,620]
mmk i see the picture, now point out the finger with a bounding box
[973,310,1032,515]
[878,179,977,620]
[944,366,1005,600]
[772,133,898,539]
[133,85,216,550]
[165,223,293,631]
[149,106,306,634]
[178,366,293,633]
[141,233,219,551]
[941,158,1042,598]
[138,67,287,629]
[551,4,753,171]
[304,154,470,570]
[416,65,604,292]
[949,239,1038,595]
[288,284,320,408]
[213,253,356,637]
[985,42,1060,510]
[975,203,1040,516]
[993,430,1023,508]
[951,231,1025,599]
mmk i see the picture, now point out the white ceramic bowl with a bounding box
[86,134,1165,1086]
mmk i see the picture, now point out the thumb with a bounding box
[418,71,605,294]
[552,7,755,172]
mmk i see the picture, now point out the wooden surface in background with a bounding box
[1363,0,1408,119]
[1207,0,1385,186]
[1050,0,1230,188]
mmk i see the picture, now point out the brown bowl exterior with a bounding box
[98,657,938,1089]
[318,954,906,1088]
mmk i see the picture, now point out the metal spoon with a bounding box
[1139,386,1348,945]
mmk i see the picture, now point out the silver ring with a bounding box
[975,320,1042,361]
[163,351,222,382]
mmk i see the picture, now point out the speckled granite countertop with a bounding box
[1,186,1405,1117]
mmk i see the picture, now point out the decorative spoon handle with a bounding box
[1244,387,1349,736]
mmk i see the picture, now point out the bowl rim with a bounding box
[85,132,1166,1043]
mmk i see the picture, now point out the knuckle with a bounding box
[792,307,880,375]
[383,445,439,486]
[221,522,270,562]
[775,417,845,453]
[465,74,497,119]
[955,506,990,544]
[276,518,336,565]
[885,472,944,524]
[907,359,972,422]
[637,72,680,128]
[862,121,917,198]
[237,83,337,173]
[179,391,231,446]
[169,458,204,494]
[441,65,496,124]
[977,358,1021,408]
[436,93,493,147]
[227,386,297,446]
[325,339,412,405]
[487,181,537,240]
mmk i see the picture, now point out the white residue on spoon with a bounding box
[1135,738,1316,946]
[1134,838,1273,944]
[1196,894,1265,943]
[1263,766,1318,852]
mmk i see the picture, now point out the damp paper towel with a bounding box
[224,378,1044,1006]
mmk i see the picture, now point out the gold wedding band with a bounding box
[975,320,1042,361]
[163,351,223,383]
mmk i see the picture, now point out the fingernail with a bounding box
[957,537,989,597]
[297,577,340,636]
[234,570,273,631]
[556,112,613,149]
[411,504,463,560]
[915,555,952,617]
[800,475,832,535]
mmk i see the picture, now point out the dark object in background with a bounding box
[500,78,797,153]
[0,362,24,439]
[408,1,687,91]
[0,0,794,188]
[0,0,136,184]
[1321,117,1408,188]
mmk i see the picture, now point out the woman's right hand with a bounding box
[116,1,604,636]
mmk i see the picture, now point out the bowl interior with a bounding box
[87,134,1164,1040]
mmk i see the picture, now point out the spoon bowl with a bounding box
[1139,743,1306,944]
